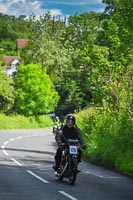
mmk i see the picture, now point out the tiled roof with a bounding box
[3,56,20,67]
[17,39,28,49]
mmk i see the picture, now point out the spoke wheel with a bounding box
[69,157,78,185]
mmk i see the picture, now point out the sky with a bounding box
[0,0,105,18]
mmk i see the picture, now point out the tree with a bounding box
[101,0,133,64]
[67,12,101,47]
[0,70,15,113]
[98,0,133,111]
[25,13,71,73]
[14,64,60,116]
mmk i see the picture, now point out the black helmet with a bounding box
[65,114,76,125]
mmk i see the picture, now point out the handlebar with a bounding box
[59,140,86,150]
[67,139,79,144]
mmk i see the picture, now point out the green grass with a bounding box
[0,114,53,130]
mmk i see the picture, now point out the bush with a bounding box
[115,151,133,177]
[76,107,133,177]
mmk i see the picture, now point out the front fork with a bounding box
[68,155,78,175]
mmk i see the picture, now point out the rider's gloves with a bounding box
[58,143,65,149]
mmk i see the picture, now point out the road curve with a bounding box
[0,128,133,200]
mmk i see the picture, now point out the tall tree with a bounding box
[101,0,133,63]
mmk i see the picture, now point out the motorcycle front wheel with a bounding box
[68,157,78,185]
[58,175,64,181]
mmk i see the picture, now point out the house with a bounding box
[2,39,28,77]
[2,56,20,78]
[17,39,29,50]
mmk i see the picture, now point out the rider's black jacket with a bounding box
[55,124,84,146]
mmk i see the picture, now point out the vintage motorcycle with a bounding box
[55,139,83,185]
[53,123,62,134]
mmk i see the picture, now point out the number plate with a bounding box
[69,146,78,155]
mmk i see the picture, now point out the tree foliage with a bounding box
[0,70,15,113]
[14,64,59,116]
[0,3,132,116]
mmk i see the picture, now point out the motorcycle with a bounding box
[53,123,62,134]
[55,139,82,185]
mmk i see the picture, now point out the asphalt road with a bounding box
[0,128,132,200]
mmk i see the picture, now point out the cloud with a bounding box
[0,0,63,17]
[0,0,104,17]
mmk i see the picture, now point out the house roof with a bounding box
[3,56,21,67]
[17,39,29,49]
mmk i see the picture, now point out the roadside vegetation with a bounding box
[0,114,53,130]
[76,108,133,177]
[0,0,132,177]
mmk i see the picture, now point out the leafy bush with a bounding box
[76,107,133,177]
[14,64,60,116]
[115,151,133,177]
[0,70,15,113]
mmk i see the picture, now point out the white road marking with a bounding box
[9,138,15,141]
[27,170,49,183]
[1,145,5,149]
[1,133,81,199]
[2,150,9,156]
[1,143,9,155]
[10,158,23,166]
[4,141,9,145]
[16,136,23,139]
[24,135,31,138]
[59,191,78,200]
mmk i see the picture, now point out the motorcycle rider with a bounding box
[53,116,61,133]
[53,114,86,172]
